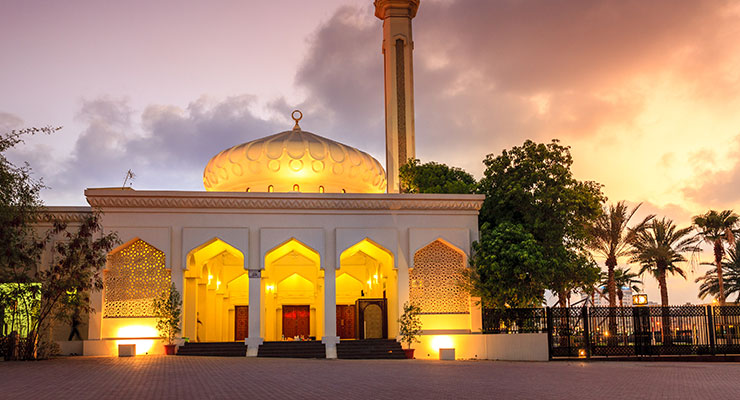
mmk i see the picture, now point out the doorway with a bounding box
[234,306,249,341]
[283,305,310,339]
[336,305,356,339]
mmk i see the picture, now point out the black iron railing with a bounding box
[482,307,547,334]
[483,305,740,359]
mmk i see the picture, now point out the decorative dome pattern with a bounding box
[203,128,387,193]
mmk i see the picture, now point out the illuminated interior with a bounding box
[202,127,387,193]
[337,239,397,338]
[263,239,323,340]
[184,238,247,342]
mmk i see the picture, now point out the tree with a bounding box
[1,127,118,359]
[153,281,182,346]
[466,222,549,308]
[696,244,740,303]
[692,210,739,305]
[399,159,476,194]
[27,213,118,359]
[608,267,643,307]
[397,302,422,350]
[629,217,700,345]
[476,140,605,306]
[587,201,652,307]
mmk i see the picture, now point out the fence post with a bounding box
[546,307,553,360]
[707,305,716,355]
[582,306,591,359]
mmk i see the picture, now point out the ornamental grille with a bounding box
[103,239,169,318]
[410,240,469,314]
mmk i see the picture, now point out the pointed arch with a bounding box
[103,238,170,318]
[410,238,469,314]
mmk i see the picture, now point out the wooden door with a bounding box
[234,306,249,341]
[283,305,310,339]
[336,305,356,339]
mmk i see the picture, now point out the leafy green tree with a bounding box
[476,140,605,306]
[629,218,699,345]
[397,302,422,350]
[692,209,739,305]
[587,201,652,307]
[466,222,549,308]
[1,127,118,359]
[696,244,740,303]
[399,159,476,194]
[153,281,182,346]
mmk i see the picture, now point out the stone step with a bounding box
[336,339,407,359]
[257,341,326,359]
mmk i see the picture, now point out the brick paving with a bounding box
[1,356,739,399]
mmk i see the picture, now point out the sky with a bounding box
[2,0,740,305]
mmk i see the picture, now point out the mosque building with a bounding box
[45,0,505,359]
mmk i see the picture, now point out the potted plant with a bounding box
[153,282,182,355]
[398,301,422,359]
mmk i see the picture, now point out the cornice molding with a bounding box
[36,207,92,223]
[84,189,484,212]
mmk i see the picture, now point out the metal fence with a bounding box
[482,307,547,334]
[484,305,740,359]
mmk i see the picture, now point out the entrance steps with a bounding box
[258,341,327,358]
[337,339,406,359]
[176,342,246,357]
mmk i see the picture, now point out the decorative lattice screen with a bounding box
[103,239,170,318]
[410,240,468,314]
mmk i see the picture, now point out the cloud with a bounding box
[0,112,24,132]
[16,96,283,203]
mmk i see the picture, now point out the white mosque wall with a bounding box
[47,191,484,356]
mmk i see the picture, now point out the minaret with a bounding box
[375,0,419,193]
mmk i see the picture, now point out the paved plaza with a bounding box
[2,356,740,399]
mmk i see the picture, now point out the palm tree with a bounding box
[629,217,700,345]
[588,201,653,307]
[696,244,740,303]
[692,210,739,305]
[610,267,642,307]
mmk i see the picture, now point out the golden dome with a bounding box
[203,114,387,193]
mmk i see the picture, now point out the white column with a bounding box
[246,269,263,356]
[322,228,339,358]
[322,265,339,359]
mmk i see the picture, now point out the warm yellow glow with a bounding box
[604,331,610,337]
[116,325,159,355]
[208,274,213,285]
[578,349,586,358]
[117,325,158,338]
[632,294,648,306]
[202,129,387,193]
[216,280,221,289]
[266,283,275,293]
[431,335,454,351]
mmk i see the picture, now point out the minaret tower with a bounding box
[375,0,419,193]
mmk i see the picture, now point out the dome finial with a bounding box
[291,110,303,131]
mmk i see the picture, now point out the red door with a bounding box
[336,305,356,339]
[283,305,310,339]
[235,306,249,341]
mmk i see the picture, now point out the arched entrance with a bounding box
[184,238,246,342]
[263,239,323,341]
[337,239,397,339]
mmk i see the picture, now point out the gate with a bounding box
[539,305,740,359]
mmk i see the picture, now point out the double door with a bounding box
[283,305,310,339]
